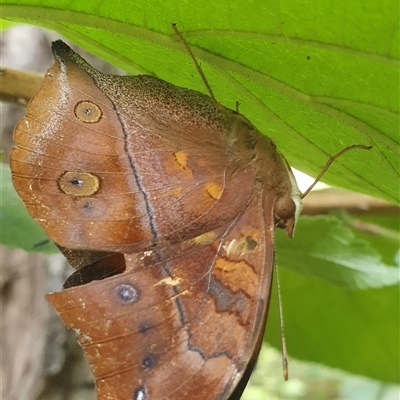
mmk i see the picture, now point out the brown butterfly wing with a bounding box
[11,40,301,399]
[10,41,255,254]
[47,184,275,399]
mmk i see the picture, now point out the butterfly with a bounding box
[10,28,369,399]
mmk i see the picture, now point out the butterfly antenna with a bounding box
[172,24,218,106]
[301,145,372,199]
[275,261,289,380]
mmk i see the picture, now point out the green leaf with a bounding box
[266,265,399,384]
[1,0,399,203]
[354,214,400,266]
[277,216,399,289]
[0,18,14,30]
[263,216,400,383]
[0,164,58,253]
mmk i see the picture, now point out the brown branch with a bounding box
[302,188,399,215]
[0,68,43,106]
[349,219,399,240]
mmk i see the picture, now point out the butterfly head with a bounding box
[273,157,302,238]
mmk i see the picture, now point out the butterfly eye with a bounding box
[274,196,297,237]
[274,196,296,230]
[275,196,296,220]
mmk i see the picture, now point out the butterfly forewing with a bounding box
[10,41,255,253]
